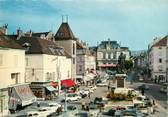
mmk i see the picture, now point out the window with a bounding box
[103,53,106,59]
[73,58,75,64]
[0,54,3,66]
[32,68,35,76]
[26,58,29,66]
[52,72,55,80]
[113,53,116,59]
[159,58,162,63]
[46,72,50,81]
[14,55,18,66]
[73,43,75,55]
[11,73,20,84]
[68,71,70,77]
[108,53,111,59]
[79,65,82,72]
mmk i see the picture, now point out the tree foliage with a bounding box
[124,60,133,70]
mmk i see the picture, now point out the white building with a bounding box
[76,41,96,79]
[54,22,77,81]
[148,35,168,82]
[17,36,72,83]
[0,36,25,116]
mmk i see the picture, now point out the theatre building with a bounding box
[97,39,130,71]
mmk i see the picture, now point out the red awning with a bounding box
[50,82,58,88]
[98,64,117,67]
[61,79,76,88]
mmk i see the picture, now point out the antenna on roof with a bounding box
[66,15,68,23]
[62,15,64,23]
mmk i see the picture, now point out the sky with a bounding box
[0,0,168,51]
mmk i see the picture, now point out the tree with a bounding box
[124,60,133,70]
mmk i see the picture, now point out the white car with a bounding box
[48,102,62,111]
[97,82,108,87]
[80,90,89,95]
[66,93,81,102]
[26,107,54,117]
[26,111,40,117]
[88,86,97,90]
[84,88,94,93]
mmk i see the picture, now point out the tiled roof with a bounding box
[16,36,66,56]
[152,35,167,47]
[0,36,23,49]
[32,32,50,37]
[55,22,76,40]
[76,41,85,49]
[0,31,4,35]
[0,27,5,35]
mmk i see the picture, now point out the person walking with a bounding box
[88,91,91,99]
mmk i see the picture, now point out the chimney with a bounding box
[29,30,32,37]
[4,24,8,35]
[17,27,24,37]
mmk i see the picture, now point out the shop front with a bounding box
[84,73,96,86]
[30,82,58,100]
[0,88,9,116]
[8,83,36,111]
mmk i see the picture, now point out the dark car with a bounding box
[94,97,107,108]
[67,105,77,110]
[94,97,102,103]
[103,109,116,116]
[89,101,97,109]
[80,93,87,98]
[138,84,149,90]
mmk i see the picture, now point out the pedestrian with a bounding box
[153,99,156,106]
[108,85,110,91]
[81,102,85,110]
[86,105,89,111]
[88,91,91,99]
[37,102,40,107]
[141,89,144,95]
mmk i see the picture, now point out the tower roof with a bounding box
[152,35,167,47]
[55,22,76,40]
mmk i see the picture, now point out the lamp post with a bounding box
[64,88,67,112]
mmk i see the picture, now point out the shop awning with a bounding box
[12,84,36,107]
[98,64,117,67]
[50,82,58,88]
[45,86,56,92]
[61,79,76,88]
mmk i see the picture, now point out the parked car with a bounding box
[94,97,107,108]
[103,109,116,116]
[66,93,81,102]
[138,84,149,90]
[121,109,144,117]
[48,102,62,112]
[89,101,97,109]
[67,105,77,110]
[139,77,144,81]
[97,82,108,87]
[85,88,94,93]
[160,83,168,93]
[88,86,97,90]
[80,90,89,96]
[26,111,40,117]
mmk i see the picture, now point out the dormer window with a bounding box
[40,34,46,39]
[22,42,31,51]
[57,32,64,37]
